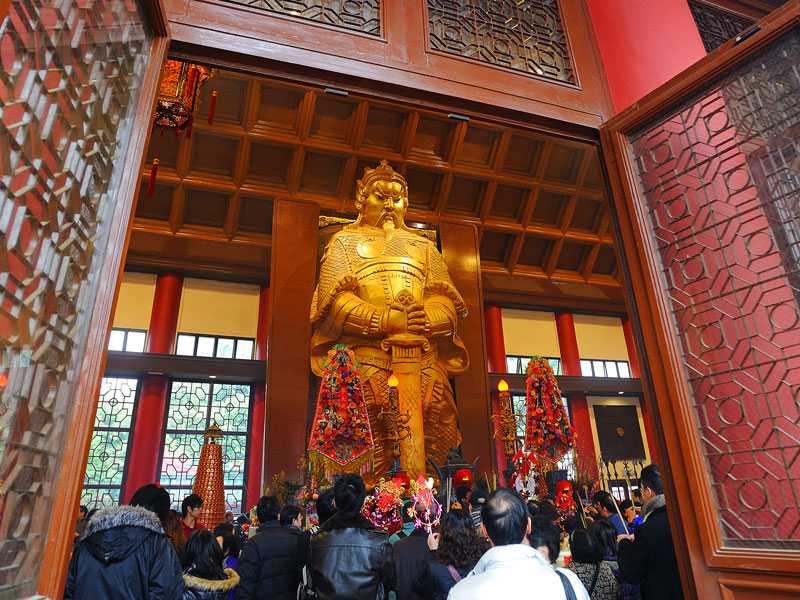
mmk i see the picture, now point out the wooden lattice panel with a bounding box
[0,0,150,593]
[220,0,381,35]
[133,68,619,301]
[688,0,755,53]
[427,0,575,83]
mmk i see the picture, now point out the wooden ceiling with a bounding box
[129,67,625,310]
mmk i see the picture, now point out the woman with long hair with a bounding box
[414,511,489,600]
[182,529,239,600]
[567,523,620,600]
[165,509,187,560]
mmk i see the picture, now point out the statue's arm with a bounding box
[423,294,458,338]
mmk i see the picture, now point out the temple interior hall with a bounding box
[1,0,800,598]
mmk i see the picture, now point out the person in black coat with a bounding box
[618,464,684,600]
[183,529,240,600]
[236,496,308,600]
[64,484,184,599]
[414,511,487,600]
[309,474,395,600]
[392,502,429,600]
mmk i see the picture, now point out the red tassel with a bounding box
[208,90,218,125]
[147,159,159,197]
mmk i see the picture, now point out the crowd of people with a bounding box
[65,464,681,600]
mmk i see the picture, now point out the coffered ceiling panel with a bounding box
[131,66,623,308]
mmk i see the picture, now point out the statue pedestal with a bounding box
[383,333,429,478]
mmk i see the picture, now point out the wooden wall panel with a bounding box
[164,0,611,127]
[439,221,494,474]
[265,199,319,480]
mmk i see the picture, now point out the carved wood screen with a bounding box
[220,0,381,35]
[688,0,756,53]
[603,4,800,596]
[427,0,575,83]
[0,0,157,594]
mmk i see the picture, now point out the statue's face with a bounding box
[359,179,407,231]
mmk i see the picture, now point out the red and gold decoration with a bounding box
[511,358,575,495]
[409,475,441,533]
[154,59,211,131]
[308,345,374,478]
[362,478,404,534]
[555,480,577,515]
[495,378,517,478]
[193,422,226,529]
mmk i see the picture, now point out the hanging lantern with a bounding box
[193,422,226,528]
[154,60,211,130]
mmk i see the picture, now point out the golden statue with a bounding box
[310,161,469,478]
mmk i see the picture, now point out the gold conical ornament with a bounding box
[193,423,225,528]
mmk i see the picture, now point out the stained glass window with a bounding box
[82,378,140,509]
[160,381,251,514]
[175,333,255,360]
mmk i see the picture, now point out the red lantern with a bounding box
[453,468,473,487]
[391,471,411,494]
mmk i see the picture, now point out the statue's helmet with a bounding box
[355,160,408,209]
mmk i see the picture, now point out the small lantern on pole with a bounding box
[379,374,412,492]
[496,378,517,482]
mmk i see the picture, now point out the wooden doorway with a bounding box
[602,3,800,598]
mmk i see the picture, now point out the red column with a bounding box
[622,316,660,461]
[585,0,705,113]
[555,312,597,477]
[621,317,641,378]
[124,273,183,501]
[484,305,510,485]
[146,273,183,354]
[247,286,269,508]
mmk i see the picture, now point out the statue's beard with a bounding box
[380,212,400,232]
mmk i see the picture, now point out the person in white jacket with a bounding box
[448,489,589,600]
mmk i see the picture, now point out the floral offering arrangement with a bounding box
[362,478,404,534]
[409,476,441,533]
[308,345,374,477]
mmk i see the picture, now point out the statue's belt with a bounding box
[351,345,438,370]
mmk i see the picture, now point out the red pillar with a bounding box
[124,273,183,501]
[146,273,183,354]
[585,0,705,113]
[622,316,659,461]
[484,305,510,485]
[247,286,269,508]
[555,312,597,477]
[621,317,641,378]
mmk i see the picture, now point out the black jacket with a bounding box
[64,505,184,600]
[618,504,684,600]
[235,521,308,600]
[392,529,429,600]
[414,558,469,600]
[309,512,395,600]
[183,569,240,600]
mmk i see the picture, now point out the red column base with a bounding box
[246,384,266,509]
[124,375,169,502]
[569,392,598,481]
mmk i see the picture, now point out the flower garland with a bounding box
[514,357,575,495]
[308,345,374,477]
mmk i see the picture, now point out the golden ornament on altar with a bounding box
[192,422,225,528]
[310,160,469,479]
[155,60,211,130]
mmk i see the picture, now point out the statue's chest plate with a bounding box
[355,236,426,262]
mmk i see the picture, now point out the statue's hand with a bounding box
[383,302,408,335]
[406,303,429,335]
